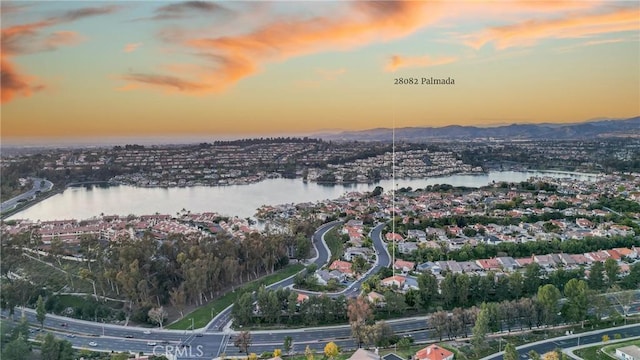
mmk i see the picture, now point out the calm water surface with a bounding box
[9,170,600,221]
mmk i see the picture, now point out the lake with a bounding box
[9,170,600,221]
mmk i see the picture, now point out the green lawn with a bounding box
[324,228,345,262]
[602,338,640,357]
[167,263,305,330]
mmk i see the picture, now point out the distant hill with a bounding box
[317,116,640,142]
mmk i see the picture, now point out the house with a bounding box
[514,257,533,267]
[570,254,591,265]
[349,348,380,360]
[394,259,415,272]
[614,247,638,259]
[367,291,385,306]
[398,242,419,254]
[386,232,404,242]
[417,261,437,272]
[381,275,406,288]
[496,257,518,271]
[585,252,609,263]
[534,255,557,269]
[314,270,345,285]
[576,218,594,229]
[297,293,309,303]
[476,258,501,271]
[344,247,372,262]
[458,261,481,273]
[559,253,577,267]
[415,345,454,360]
[407,229,427,242]
[616,345,640,360]
[329,260,354,275]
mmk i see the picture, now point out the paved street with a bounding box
[0,178,53,213]
[481,324,640,360]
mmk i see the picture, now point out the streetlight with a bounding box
[211,308,216,320]
[190,318,194,331]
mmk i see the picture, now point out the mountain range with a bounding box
[316,116,640,142]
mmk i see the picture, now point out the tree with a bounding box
[305,345,314,360]
[397,337,411,351]
[169,285,186,319]
[416,272,438,310]
[537,284,561,326]
[587,261,605,291]
[472,303,490,352]
[604,258,620,288]
[602,334,610,343]
[508,271,524,300]
[234,331,252,356]
[233,292,255,326]
[324,342,339,359]
[273,349,282,358]
[147,307,167,329]
[283,336,293,354]
[562,279,588,327]
[528,350,541,360]
[36,295,46,329]
[503,343,518,360]
[1,335,31,360]
[347,296,372,347]
[621,262,640,290]
[523,263,543,296]
[383,290,406,315]
[351,256,367,275]
[41,333,74,360]
[347,296,372,323]
[295,235,311,261]
[440,273,457,309]
[431,311,448,341]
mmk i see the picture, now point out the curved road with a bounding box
[204,220,342,332]
[1,177,53,213]
[1,220,406,358]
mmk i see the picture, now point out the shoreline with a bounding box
[1,186,63,221]
[2,169,607,222]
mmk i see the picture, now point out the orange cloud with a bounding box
[386,55,458,72]
[121,1,442,94]
[123,42,143,53]
[1,5,119,103]
[1,58,45,103]
[121,73,208,92]
[466,7,639,50]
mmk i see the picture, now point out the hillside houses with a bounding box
[1,212,257,251]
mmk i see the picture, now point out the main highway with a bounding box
[0,177,53,213]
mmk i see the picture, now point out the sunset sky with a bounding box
[1,0,639,142]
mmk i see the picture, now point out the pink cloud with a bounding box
[121,1,443,94]
[123,42,143,53]
[465,7,639,50]
[1,5,120,103]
